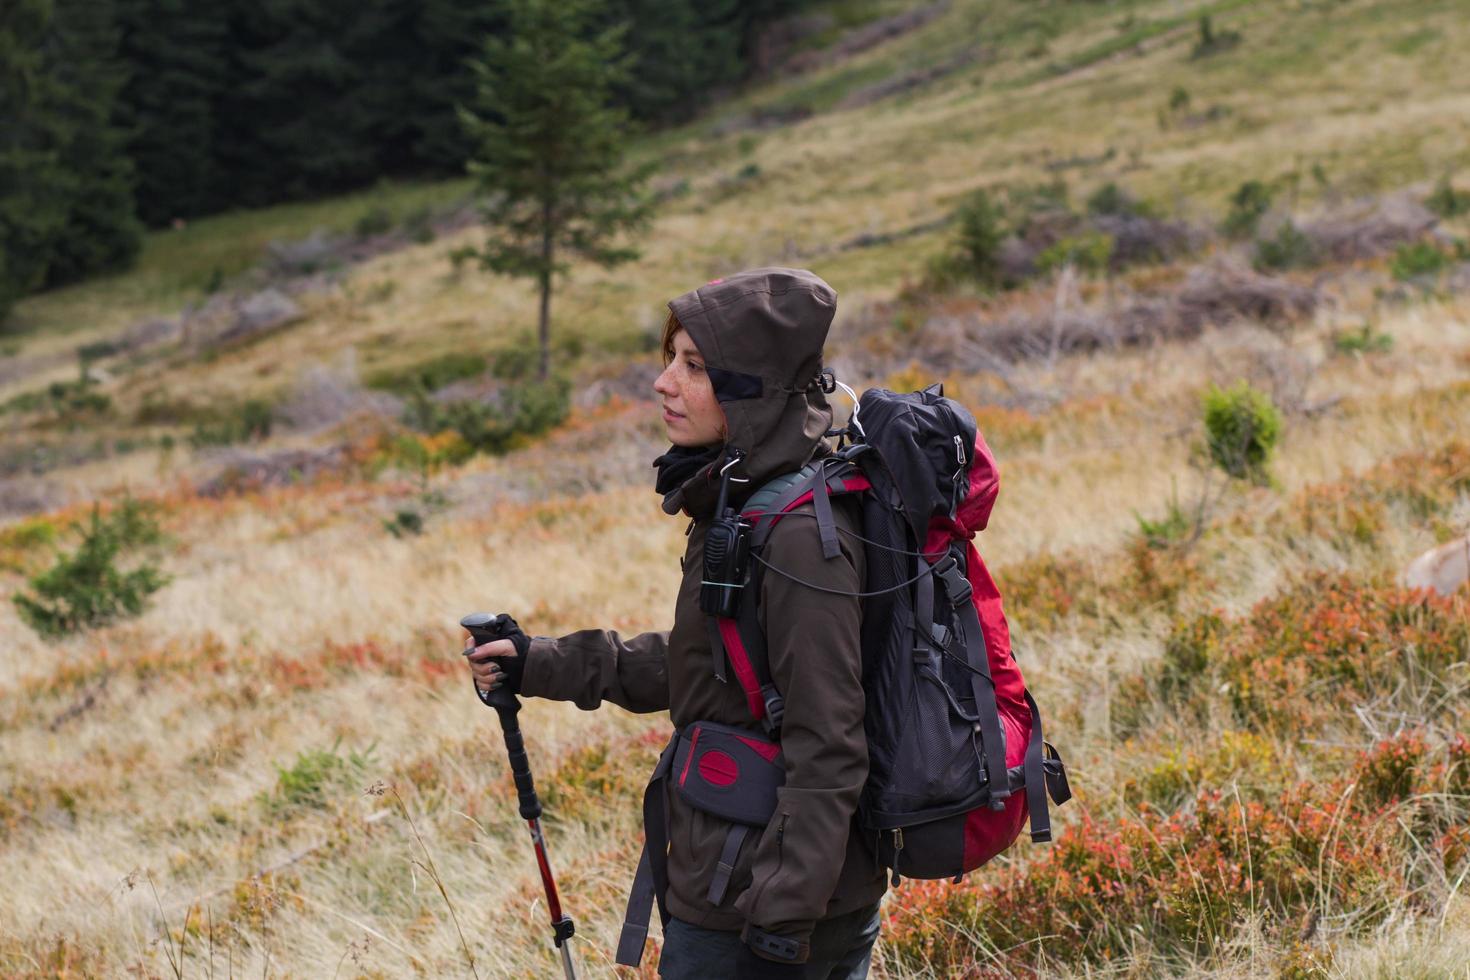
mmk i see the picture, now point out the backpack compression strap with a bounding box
[707,458,870,735]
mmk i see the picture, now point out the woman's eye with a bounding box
[688,361,705,373]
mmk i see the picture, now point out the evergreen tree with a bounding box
[41,0,143,287]
[0,0,140,318]
[0,0,67,319]
[219,0,385,205]
[115,0,228,224]
[410,0,505,171]
[461,0,654,380]
[600,0,732,124]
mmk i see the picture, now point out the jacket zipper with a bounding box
[747,812,788,912]
[890,828,904,887]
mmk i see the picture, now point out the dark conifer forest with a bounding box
[0,0,809,317]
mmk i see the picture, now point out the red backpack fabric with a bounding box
[709,384,1070,883]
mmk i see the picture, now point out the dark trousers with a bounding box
[657,903,882,980]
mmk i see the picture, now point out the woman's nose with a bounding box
[653,365,676,397]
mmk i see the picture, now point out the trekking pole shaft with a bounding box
[494,703,543,821]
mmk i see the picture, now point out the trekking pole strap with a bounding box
[615,735,678,968]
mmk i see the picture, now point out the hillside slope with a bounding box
[2,1,1469,977]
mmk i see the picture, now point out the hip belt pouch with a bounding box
[672,721,784,826]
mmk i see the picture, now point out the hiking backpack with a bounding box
[614,383,1072,968]
[712,382,1071,883]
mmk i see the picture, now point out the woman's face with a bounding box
[653,329,727,447]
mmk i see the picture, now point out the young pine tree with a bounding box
[460,0,654,380]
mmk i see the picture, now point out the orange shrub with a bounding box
[884,743,1468,974]
[1153,576,1469,732]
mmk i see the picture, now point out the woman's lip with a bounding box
[663,408,685,422]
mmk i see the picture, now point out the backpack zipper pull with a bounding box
[953,434,967,466]
[890,828,904,887]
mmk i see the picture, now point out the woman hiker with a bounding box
[464,268,886,978]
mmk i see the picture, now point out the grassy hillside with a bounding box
[2,0,1469,976]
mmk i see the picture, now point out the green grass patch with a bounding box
[9,178,471,341]
[264,739,377,815]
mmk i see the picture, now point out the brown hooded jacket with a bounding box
[519,268,886,957]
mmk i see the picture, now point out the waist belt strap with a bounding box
[616,736,678,968]
[706,823,750,906]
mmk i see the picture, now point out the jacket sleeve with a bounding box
[735,502,867,952]
[518,630,671,714]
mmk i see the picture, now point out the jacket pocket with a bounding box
[736,785,859,935]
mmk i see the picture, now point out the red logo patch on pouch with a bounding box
[697,749,739,787]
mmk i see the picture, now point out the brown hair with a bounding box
[660,309,683,366]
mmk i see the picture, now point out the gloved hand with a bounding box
[734,942,805,979]
[464,625,530,694]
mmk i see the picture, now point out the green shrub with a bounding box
[1425,177,1469,219]
[265,739,376,814]
[403,205,436,244]
[936,190,1009,290]
[1134,484,1192,549]
[48,379,112,418]
[1005,180,1070,232]
[384,509,425,538]
[1331,322,1393,356]
[490,345,538,380]
[13,500,170,639]
[1037,231,1114,276]
[1253,220,1318,272]
[1202,381,1281,485]
[366,352,487,394]
[3,374,113,420]
[1222,180,1274,239]
[75,340,120,365]
[1084,181,1147,218]
[354,206,393,238]
[404,377,570,456]
[1389,240,1452,282]
[189,399,274,448]
[1190,14,1241,59]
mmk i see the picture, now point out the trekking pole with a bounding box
[461,612,578,980]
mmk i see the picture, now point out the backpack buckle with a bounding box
[760,685,785,735]
[933,555,973,606]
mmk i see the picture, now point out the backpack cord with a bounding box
[750,551,933,597]
[754,509,949,560]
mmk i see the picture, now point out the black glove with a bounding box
[734,942,805,979]
[490,628,531,693]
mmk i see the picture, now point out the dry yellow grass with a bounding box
[4,1,1470,976]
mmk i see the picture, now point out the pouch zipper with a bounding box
[890,828,904,887]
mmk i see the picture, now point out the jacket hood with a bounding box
[661,267,837,517]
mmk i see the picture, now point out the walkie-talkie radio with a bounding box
[699,451,751,619]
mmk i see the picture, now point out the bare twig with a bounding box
[49,670,110,731]
[389,786,481,980]
[146,872,185,980]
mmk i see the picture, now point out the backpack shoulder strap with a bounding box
[745,456,869,551]
[711,456,871,735]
